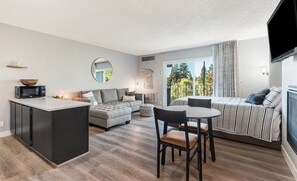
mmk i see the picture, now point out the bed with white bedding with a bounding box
[171,96,282,143]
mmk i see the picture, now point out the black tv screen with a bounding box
[267,0,297,63]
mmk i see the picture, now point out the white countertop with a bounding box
[9,97,90,111]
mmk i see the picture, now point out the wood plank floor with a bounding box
[0,113,294,181]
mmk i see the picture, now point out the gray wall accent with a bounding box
[0,22,138,133]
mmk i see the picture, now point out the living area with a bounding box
[1,0,297,181]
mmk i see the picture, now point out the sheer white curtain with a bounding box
[213,40,238,97]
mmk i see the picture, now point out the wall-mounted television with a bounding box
[267,0,297,63]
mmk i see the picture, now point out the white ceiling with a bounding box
[0,0,280,56]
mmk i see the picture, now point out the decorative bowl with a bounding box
[20,79,38,86]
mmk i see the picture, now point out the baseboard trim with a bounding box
[282,145,297,180]
[0,131,12,138]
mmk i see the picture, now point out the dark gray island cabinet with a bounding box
[9,97,90,166]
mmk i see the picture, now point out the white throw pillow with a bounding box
[82,91,98,108]
[263,87,282,106]
[268,94,282,108]
[122,95,136,101]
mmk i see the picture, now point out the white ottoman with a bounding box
[140,104,154,117]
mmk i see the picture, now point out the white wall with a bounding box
[269,61,282,87]
[237,37,270,97]
[138,37,273,105]
[281,56,297,180]
[0,23,138,134]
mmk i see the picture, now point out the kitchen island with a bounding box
[9,97,90,166]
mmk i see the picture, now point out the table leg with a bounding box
[197,119,202,181]
[208,118,216,161]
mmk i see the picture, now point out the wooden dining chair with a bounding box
[179,98,211,163]
[153,107,200,181]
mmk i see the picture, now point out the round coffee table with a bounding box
[140,104,154,117]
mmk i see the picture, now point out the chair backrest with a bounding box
[188,98,211,108]
[153,107,190,145]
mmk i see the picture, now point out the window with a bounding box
[166,58,213,104]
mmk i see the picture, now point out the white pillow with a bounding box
[274,100,282,112]
[263,87,282,106]
[268,94,282,108]
[122,95,136,101]
[82,91,98,108]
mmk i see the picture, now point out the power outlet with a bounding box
[0,121,4,127]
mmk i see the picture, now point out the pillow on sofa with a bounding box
[122,95,136,101]
[82,91,98,109]
[126,91,135,96]
[117,88,129,101]
[263,87,282,106]
[92,90,103,104]
[80,90,102,104]
[101,89,118,103]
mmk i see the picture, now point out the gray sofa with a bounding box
[73,88,143,131]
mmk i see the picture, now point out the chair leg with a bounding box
[209,135,211,151]
[161,145,166,165]
[204,134,207,163]
[186,151,190,181]
[171,148,174,162]
[157,143,160,178]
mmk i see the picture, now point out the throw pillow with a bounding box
[250,93,266,105]
[117,88,128,101]
[101,89,118,103]
[245,93,256,103]
[82,91,98,108]
[122,95,136,101]
[257,88,270,95]
[263,87,282,106]
[126,91,135,96]
[268,94,282,108]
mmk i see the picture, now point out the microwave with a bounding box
[15,86,46,99]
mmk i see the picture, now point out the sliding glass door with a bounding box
[166,58,213,105]
[194,61,213,97]
[166,63,194,102]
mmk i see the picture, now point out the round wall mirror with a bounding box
[91,58,113,83]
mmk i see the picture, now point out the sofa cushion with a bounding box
[117,88,129,101]
[103,101,130,107]
[128,100,142,107]
[101,89,118,103]
[80,90,102,104]
[123,95,136,101]
[90,105,131,119]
